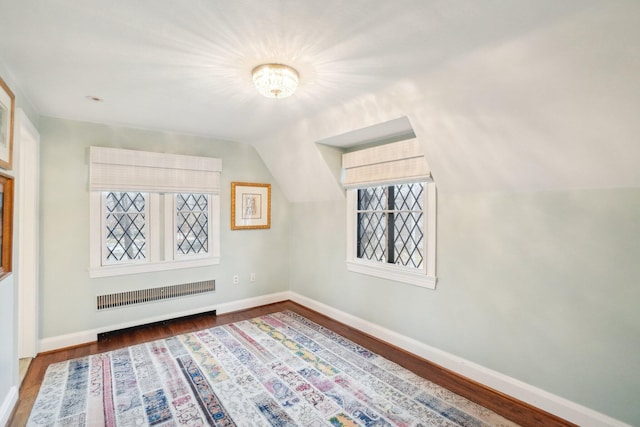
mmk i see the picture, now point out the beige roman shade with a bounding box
[341,138,431,188]
[89,146,222,193]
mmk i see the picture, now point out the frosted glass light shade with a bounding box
[252,64,299,98]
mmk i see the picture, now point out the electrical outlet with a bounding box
[233,275,239,284]
[250,273,256,282]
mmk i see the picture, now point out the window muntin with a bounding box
[89,148,222,278]
[357,183,424,270]
[346,180,436,289]
[103,192,148,264]
[91,191,220,278]
[175,193,209,256]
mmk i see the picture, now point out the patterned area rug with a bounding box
[28,311,519,426]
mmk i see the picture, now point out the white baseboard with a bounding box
[289,292,628,427]
[0,386,18,427]
[215,291,290,315]
[39,291,290,353]
[40,330,98,353]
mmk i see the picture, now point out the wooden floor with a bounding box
[9,301,575,426]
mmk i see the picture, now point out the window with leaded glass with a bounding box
[175,193,209,256]
[89,148,221,278]
[346,180,436,289]
[357,183,424,270]
[103,191,147,263]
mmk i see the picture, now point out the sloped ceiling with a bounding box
[252,1,640,201]
[1,1,638,201]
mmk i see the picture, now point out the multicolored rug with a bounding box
[28,311,519,426]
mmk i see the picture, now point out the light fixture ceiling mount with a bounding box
[252,63,299,99]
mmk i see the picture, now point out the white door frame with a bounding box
[15,108,40,358]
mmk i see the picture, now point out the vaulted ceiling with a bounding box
[1,1,638,201]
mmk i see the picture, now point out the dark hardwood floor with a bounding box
[8,301,575,426]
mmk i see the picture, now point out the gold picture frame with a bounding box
[0,75,15,170]
[231,182,271,230]
[0,173,14,281]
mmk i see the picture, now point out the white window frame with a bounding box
[100,191,154,267]
[90,191,220,278]
[89,147,222,278]
[165,193,220,263]
[346,181,437,289]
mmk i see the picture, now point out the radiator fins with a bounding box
[97,280,215,310]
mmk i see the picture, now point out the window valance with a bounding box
[89,146,222,193]
[341,138,431,188]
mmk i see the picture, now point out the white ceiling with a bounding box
[0,0,591,142]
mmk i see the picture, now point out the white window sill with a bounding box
[89,257,220,278]
[346,261,436,289]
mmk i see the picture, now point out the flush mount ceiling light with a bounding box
[252,63,299,98]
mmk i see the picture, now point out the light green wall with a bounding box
[39,117,290,338]
[289,187,640,425]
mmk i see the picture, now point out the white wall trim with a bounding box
[15,108,41,359]
[288,292,630,427]
[39,330,98,353]
[39,291,290,353]
[0,385,18,427]
[214,291,290,315]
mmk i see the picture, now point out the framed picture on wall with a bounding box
[0,173,14,280]
[231,182,271,230]
[0,75,15,170]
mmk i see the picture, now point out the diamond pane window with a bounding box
[176,193,209,256]
[104,192,147,262]
[356,183,424,269]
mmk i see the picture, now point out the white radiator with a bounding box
[97,280,215,310]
